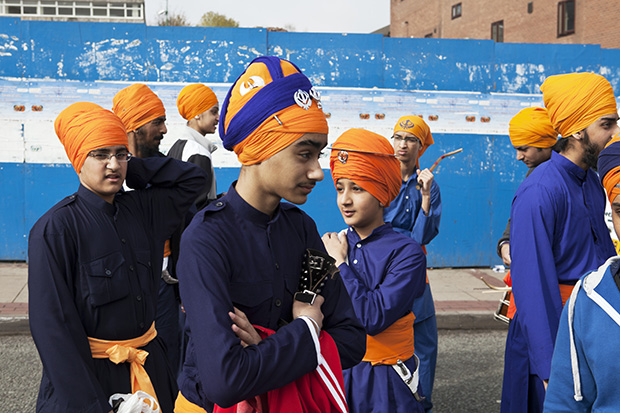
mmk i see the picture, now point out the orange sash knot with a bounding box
[363,312,415,366]
[89,322,159,406]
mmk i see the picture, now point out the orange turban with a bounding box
[177,84,218,120]
[541,72,617,138]
[393,115,434,160]
[219,56,328,165]
[112,84,166,132]
[509,107,558,148]
[330,129,401,207]
[55,102,128,174]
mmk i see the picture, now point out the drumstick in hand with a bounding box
[416,148,463,190]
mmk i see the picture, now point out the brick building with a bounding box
[390,0,620,49]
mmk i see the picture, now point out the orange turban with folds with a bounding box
[509,107,558,148]
[541,72,617,138]
[598,133,620,204]
[393,115,434,160]
[219,56,328,165]
[55,102,128,174]
[177,84,218,120]
[330,129,401,207]
[112,84,166,132]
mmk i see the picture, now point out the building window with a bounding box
[0,0,144,20]
[491,20,504,42]
[557,0,575,37]
[527,2,533,13]
[451,3,461,19]
[424,33,433,38]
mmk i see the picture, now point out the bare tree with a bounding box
[157,12,190,26]
[197,11,239,28]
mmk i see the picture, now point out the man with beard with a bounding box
[112,84,181,374]
[113,83,167,159]
[501,73,620,413]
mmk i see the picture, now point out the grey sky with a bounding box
[144,0,390,33]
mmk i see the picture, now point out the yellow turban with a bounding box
[55,102,128,174]
[330,129,401,207]
[219,56,328,165]
[541,72,617,138]
[177,84,218,120]
[393,115,434,160]
[509,107,558,148]
[112,84,166,132]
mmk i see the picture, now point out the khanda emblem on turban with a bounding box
[239,76,266,96]
[337,150,349,164]
[295,89,312,110]
[309,87,322,109]
[399,119,415,129]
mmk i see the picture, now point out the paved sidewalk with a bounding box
[0,262,510,334]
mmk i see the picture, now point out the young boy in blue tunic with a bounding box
[174,56,366,412]
[544,132,620,412]
[323,128,427,413]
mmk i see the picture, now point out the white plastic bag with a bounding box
[109,391,160,413]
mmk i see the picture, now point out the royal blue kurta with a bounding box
[177,184,366,411]
[338,224,426,413]
[28,157,206,413]
[545,257,620,412]
[383,172,441,412]
[502,151,615,412]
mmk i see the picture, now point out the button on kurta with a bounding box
[275,299,282,307]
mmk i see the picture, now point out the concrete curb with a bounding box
[0,313,509,335]
[437,312,509,330]
[0,317,30,335]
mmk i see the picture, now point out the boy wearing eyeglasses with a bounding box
[383,115,441,412]
[28,102,206,413]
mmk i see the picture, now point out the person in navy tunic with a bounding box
[28,102,206,412]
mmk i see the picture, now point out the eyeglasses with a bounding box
[87,151,132,162]
[392,135,421,145]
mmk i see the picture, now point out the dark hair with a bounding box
[553,137,569,153]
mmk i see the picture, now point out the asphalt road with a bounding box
[0,329,506,412]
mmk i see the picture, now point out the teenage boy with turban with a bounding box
[28,102,206,412]
[501,73,620,413]
[544,133,620,411]
[113,83,182,377]
[323,129,427,412]
[174,56,366,412]
[496,107,558,268]
[383,114,440,412]
[168,84,220,210]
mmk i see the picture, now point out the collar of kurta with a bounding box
[226,182,283,228]
[551,151,587,182]
[77,184,117,217]
[346,222,393,244]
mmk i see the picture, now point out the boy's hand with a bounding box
[322,232,348,267]
[229,307,262,347]
[293,295,325,334]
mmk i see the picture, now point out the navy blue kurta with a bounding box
[28,157,206,413]
[502,151,615,412]
[177,183,366,411]
[338,224,426,413]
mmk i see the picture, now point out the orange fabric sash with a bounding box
[89,322,158,405]
[503,271,575,320]
[362,312,415,366]
[164,239,171,258]
[175,392,208,413]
